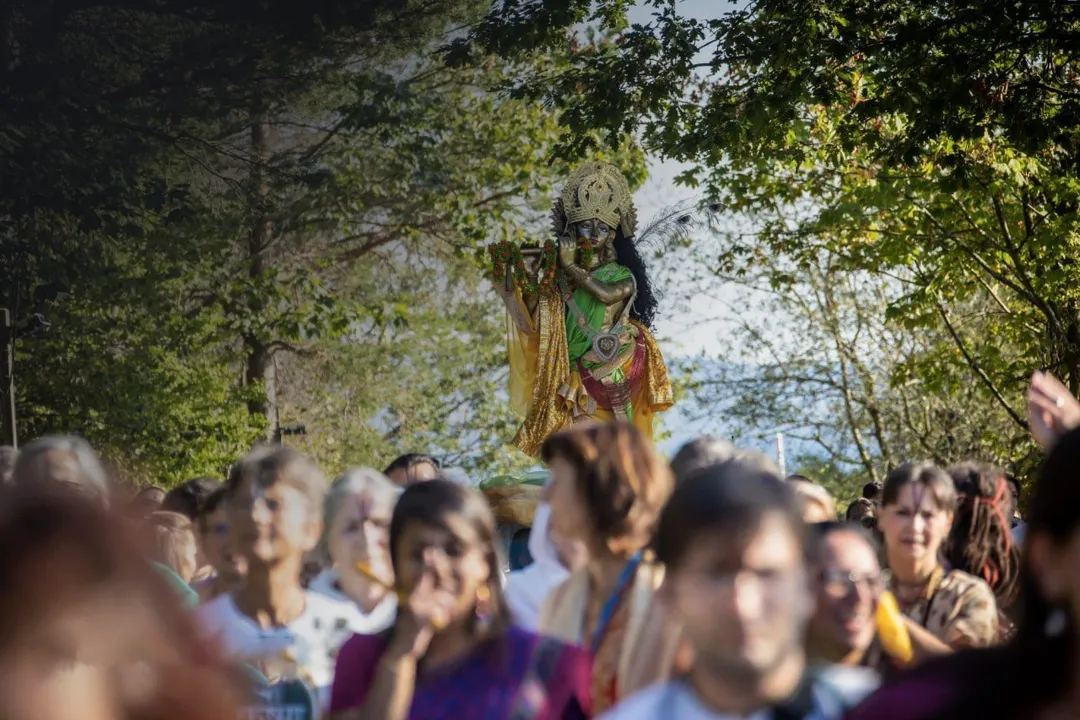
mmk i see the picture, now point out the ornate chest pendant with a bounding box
[592,332,621,362]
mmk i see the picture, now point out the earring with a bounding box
[475,584,492,630]
[1046,607,1068,637]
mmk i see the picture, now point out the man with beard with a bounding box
[601,457,878,719]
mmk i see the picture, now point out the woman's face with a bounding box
[330,493,394,585]
[878,483,953,563]
[394,512,491,621]
[546,455,594,551]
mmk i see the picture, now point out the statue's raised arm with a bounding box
[489,162,673,456]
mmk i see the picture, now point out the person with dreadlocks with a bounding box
[946,463,1021,642]
[490,161,674,456]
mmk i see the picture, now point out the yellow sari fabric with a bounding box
[501,286,674,457]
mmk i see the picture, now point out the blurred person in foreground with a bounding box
[0,485,240,720]
[540,422,679,714]
[330,478,591,720]
[848,373,1080,720]
[310,467,401,634]
[199,447,353,716]
[806,521,947,678]
[601,457,878,719]
[12,435,111,505]
[193,487,247,602]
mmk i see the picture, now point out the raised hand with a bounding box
[384,570,455,661]
[1028,371,1080,451]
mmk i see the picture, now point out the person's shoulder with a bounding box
[596,683,674,719]
[943,568,994,596]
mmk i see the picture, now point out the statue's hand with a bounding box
[558,235,578,268]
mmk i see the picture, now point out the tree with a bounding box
[456,0,1080,472]
[679,246,1027,495]
[4,0,647,480]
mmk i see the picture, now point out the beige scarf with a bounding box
[538,563,682,702]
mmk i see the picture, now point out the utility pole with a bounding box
[0,308,15,448]
[776,432,786,477]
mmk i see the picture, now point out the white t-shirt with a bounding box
[599,666,879,720]
[307,570,397,635]
[198,591,357,711]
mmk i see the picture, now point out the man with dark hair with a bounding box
[603,454,878,719]
[162,476,221,520]
[382,452,440,488]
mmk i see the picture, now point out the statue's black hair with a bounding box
[614,228,658,329]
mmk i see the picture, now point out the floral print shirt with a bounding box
[893,567,999,649]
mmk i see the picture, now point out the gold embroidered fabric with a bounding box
[504,292,674,456]
[509,290,573,456]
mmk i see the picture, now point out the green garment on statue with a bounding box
[564,262,635,420]
[565,262,634,364]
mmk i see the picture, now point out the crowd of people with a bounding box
[1,370,1080,719]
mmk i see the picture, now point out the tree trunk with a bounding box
[244,106,279,442]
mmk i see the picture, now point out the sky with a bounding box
[617,1,767,457]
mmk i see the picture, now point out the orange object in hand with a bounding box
[876,591,914,664]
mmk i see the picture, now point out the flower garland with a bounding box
[489,239,560,294]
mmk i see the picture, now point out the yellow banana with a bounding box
[876,591,914,664]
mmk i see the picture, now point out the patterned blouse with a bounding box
[892,566,999,649]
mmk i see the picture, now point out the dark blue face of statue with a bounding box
[574,219,613,242]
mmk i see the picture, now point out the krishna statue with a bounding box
[488,161,674,457]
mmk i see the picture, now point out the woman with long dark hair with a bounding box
[946,462,1022,640]
[329,478,590,720]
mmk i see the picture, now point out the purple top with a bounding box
[846,675,958,720]
[329,625,591,720]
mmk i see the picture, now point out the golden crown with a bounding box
[557,162,637,239]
